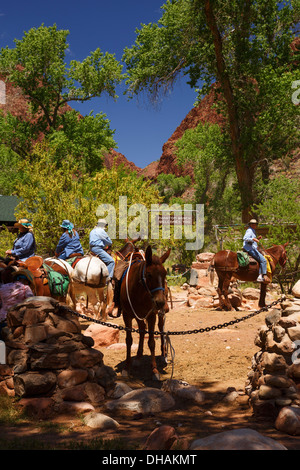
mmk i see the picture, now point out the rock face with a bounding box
[153,87,224,180]
[0,297,116,414]
[245,298,300,429]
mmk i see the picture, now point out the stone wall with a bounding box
[245,298,300,422]
[0,297,116,416]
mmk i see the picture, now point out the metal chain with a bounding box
[63,296,285,337]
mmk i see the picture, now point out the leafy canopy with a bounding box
[0,24,123,130]
[122,0,299,220]
[0,24,124,178]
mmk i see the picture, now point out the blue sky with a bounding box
[0,0,198,169]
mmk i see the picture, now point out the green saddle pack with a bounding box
[43,264,70,297]
[237,251,250,268]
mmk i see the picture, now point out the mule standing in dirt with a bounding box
[119,245,171,380]
[210,243,288,310]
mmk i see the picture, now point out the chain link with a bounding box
[62,296,285,337]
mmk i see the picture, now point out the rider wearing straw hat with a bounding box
[5,218,36,261]
[243,219,270,283]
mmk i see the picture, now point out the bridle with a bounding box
[140,262,165,296]
[125,251,165,321]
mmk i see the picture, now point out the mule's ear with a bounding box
[145,245,152,265]
[160,248,171,264]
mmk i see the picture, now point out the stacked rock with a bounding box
[245,298,300,420]
[0,297,116,415]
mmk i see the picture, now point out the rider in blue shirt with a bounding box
[243,219,269,283]
[6,218,36,261]
[89,219,115,280]
[55,220,84,260]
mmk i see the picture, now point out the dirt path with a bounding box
[1,287,299,450]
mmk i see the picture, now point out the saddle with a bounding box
[65,253,84,268]
[17,256,46,279]
[14,256,46,295]
[17,256,69,297]
[237,251,257,268]
[238,250,273,280]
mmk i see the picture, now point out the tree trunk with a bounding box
[204,0,254,223]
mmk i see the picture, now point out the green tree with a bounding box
[0,24,123,176]
[123,0,299,221]
[175,121,241,226]
[253,176,300,291]
[156,173,191,202]
[253,176,300,257]
[0,24,123,131]
[47,110,116,175]
[12,146,163,256]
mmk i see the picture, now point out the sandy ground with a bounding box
[1,286,300,450]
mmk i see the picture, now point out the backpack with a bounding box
[43,264,70,297]
[237,251,250,268]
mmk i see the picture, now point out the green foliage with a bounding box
[123,0,299,219]
[0,226,15,258]
[47,110,116,174]
[12,145,163,256]
[175,122,241,226]
[0,24,123,130]
[0,146,24,195]
[156,173,191,202]
[0,24,123,176]
[253,176,300,264]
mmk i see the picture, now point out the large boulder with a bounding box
[106,387,175,414]
[292,280,300,298]
[190,428,287,450]
[275,406,300,435]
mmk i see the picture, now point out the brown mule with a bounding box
[119,245,171,380]
[210,243,288,310]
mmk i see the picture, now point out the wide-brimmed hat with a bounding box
[14,218,33,229]
[60,220,74,230]
[249,219,258,225]
[96,219,108,227]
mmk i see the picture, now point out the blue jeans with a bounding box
[92,248,115,279]
[245,248,267,275]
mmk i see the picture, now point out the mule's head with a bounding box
[145,246,171,311]
[119,238,141,258]
[279,242,288,268]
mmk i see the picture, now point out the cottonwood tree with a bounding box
[0,24,123,175]
[123,0,299,222]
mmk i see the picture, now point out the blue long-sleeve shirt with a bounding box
[55,231,84,260]
[243,227,258,251]
[11,232,35,261]
[89,227,112,250]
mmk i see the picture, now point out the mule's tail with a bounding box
[208,257,215,286]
